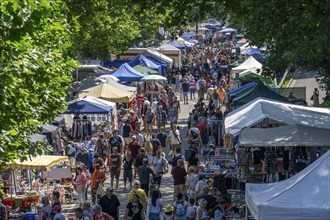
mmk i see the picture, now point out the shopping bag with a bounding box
[96,183,104,195]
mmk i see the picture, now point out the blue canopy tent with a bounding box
[241,48,263,55]
[63,96,116,132]
[65,100,111,114]
[167,40,186,50]
[128,55,161,73]
[103,60,128,69]
[111,63,146,82]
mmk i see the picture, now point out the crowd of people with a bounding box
[0,29,241,220]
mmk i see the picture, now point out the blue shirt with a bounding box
[182,82,190,92]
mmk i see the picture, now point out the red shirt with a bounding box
[171,166,187,185]
[136,95,144,108]
[128,141,141,158]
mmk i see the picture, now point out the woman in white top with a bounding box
[148,189,162,220]
[197,199,209,220]
[152,149,168,189]
[186,166,198,200]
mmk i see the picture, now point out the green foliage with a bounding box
[0,0,77,166]
[222,0,330,90]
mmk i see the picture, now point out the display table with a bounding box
[3,192,40,209]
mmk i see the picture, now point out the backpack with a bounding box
[175,202,186,216]
[208,205,222,218]
[171,154,182,166]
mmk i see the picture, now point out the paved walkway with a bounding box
[63,98,198,218]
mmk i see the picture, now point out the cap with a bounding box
[52,205,61,211]
[106,187,114,192]
[132,135,137,140]
[165,205,173,212]
[133,180,140,185]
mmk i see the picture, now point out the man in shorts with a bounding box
[145,107,155,137]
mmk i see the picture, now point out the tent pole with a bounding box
[46,170,49,191]
[107,113,111,133]
[10,170,14,209]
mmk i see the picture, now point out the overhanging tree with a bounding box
[0,0,77,166]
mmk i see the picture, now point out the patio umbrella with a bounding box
[141,75,167,81]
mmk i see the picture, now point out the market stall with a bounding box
[63,96,117,138]
[3,156,69,209]
[245,150,330,220]
[225,98,330,136]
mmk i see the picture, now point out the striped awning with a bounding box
[6,155,68,171]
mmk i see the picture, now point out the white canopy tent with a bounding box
[240,125,330,147]
[246,150,330,220]
[159,44,181,51]
[225,98,330,136]
[141,49,173,66]
[232,56,262,75]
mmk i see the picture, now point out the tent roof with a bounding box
[240,125,330,147]
[128,55,160,70]
[232,56,262,74]
[220,28,237,33]
[42,124,59,133]
[228,82,257,95]
[64,96,114,114]
[79,83,134,103]
[246,150,330,220]
[237,38,247,44]
[106,79,137,93]
[225,98,330,136]
[111,63,146,82]
[232,83,287,107]
[69,76,102,93]
[167,40,186,50]
[241,47,263,55]
[28,133,47,143]
[159,44,181,51]
[142,49,173,64]
[132,65,158,74]
[6,155,68,171]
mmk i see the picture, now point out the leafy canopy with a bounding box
[0,0,77,166]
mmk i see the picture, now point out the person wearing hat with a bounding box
[98,187,120,220]
[128,180,147,212]
[164,205,173,220]
[52,205,64,220]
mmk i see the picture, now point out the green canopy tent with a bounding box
[239,71,275,88]
[232,82,288,107]
[132,65,158,75]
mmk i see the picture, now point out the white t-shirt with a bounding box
[195,179,207,194]
[152,156,166,173]
[148,198,162,213]
[169,130,181,145]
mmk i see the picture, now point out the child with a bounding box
[186,198,197,220]
[164,205,173,220]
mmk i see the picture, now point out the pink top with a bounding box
[76,173,87,188]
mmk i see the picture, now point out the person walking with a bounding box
[75,167,87,206]
[171,159,187,200]
[90,164,106,204]
[147,189,162,220]
[128,180,148,212]
[109,147,121,190]
[151,149,168,190]
[168,123,182,156]
[145,107,155,137]
[124,194,145,220]
[98,187,121,220]
[172,193,188,220]
[196,199,209,220]
[138,158,157,197]
[182,78,190,104]
[189,78,197,100]
[155,106,167,131]
[91,204,114,220]
[123,151,134,191]
[75,207,90,220]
